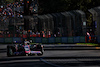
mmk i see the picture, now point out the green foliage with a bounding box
[87,14,93,26]
[77,43,98,46]
[38,0,100,14]
[38,0,100,27]
[6,0,14,3]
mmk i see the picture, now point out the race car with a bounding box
[7,40,44,57]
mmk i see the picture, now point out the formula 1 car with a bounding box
[7,41,44,57]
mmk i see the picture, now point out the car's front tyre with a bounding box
[7,46,13,57]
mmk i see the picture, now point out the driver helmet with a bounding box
[14,41,17,44]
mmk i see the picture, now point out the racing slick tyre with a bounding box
[7,46,13,57]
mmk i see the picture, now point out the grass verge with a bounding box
[77,43,99,46]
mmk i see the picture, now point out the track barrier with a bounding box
[0,36,98,43]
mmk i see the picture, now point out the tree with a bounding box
[38,0,100,14]
[6,0,14,3]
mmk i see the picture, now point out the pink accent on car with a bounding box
[24,45,31,53]
[25,51,30,53]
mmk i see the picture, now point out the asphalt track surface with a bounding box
[0,44,100,67]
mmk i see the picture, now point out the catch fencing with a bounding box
[0,36,98,44]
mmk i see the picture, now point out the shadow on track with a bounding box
[0,49,6,53]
